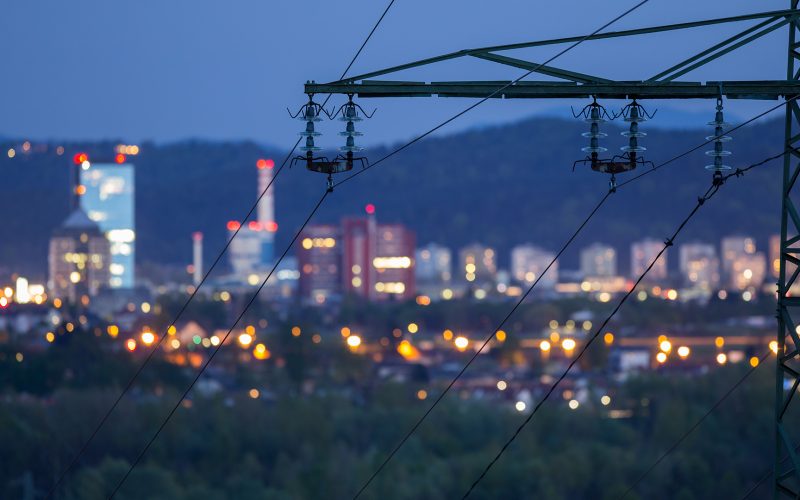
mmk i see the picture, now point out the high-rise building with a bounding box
[580,243,616,277]
[631,239,668,282]
[721,235,766,291]
[80,158,135,288]
[459,244,497,286]
[342,217,376,300]
[510,244,558,288]
[341,215,416,301]
[679,243,720,292]
[48,209,111,303]
[372,223,415,301]
[227,159,278,281]
[415,243,452,286]
[297,225,341,303]
[721,236,756,275]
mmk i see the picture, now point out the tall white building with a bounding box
[679,243,720,292]
[416,243,452,285]
[580,243,616,277]
[631,239,668,282]
[459,244,497,286]
[721,236,766,291]
[510,245,558,288]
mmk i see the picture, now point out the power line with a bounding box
[44,1,397,496]
[617,350,771,499]
[348,99,794,500]
[346,4,652,497]
[335,0,651,190]
[739,443,800,499]
[617,95,799,189]
[107,191,329,499]
[352,193,615,498]
[460,150,787,499]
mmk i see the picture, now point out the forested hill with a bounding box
[0,116,785,278]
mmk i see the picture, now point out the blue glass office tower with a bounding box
[80,161,135,288]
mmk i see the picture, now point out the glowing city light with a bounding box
[346,335,362,348]
[126,339,137,351]
[515,401,527,412]
[497,380,508,391]
[603,332,614,345]
[238,333,253,347]
[397,340,420,361]
[656,352,668,364]
[540,340,551,352]
[141,331,156,346]
[407,323,418,334]
[454,336,469,351]
[253,343,271,360]
[568,399,580,410]
[417,389,428,400]
[562,338,576,351]
[659,340,672,353]
[716,353,728,365]
[256,158,274,169]
[601,395,611,406]
[770,340,779,354]
[677,346,690,358]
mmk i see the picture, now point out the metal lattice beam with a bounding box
[306,80,800,100]
[777,3,800,497]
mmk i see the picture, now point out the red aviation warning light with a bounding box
[248,221,263,231]
[226,221,241,231]
[73,152,89,165]
[115,153,126,164]
[365,203,376,215]
[265,221,278,232]
[256,158,274,170]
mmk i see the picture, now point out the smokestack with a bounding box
[192,232,203,286]
[256,159,275,230]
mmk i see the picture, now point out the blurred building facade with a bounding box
[679,243,720,293]
[80,160,135,288]
[459,244,497,287]
[631,239,667,282]
[48,209,111,303]
[510,244,558,288]
[721,236,766,292]
[580,243,616,278]
[297,225,341,304]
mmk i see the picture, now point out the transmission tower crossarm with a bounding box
[319,9,800,87]
[305,80,800,100]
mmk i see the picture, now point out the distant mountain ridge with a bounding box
[0,116,786,279]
